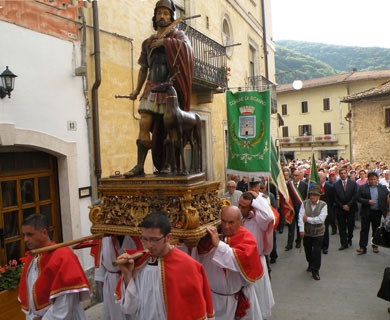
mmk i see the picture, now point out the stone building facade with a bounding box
[341,80,390,165]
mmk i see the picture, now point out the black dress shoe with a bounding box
[295,242,301,249]
[331,230,337,235]
[322,249,328,254]
[348,240,352,246]
[338,245,348,250]
[306,265,311,272]
[312,272,321,281]
[270,258,276,264]
[285,245,292,251]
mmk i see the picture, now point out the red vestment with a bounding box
[19,244,90,312]
[198,226,263,282]
[116,247,214,319]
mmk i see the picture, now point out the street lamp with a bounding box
[0,66,17,99]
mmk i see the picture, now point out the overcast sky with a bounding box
[271,0,390,48]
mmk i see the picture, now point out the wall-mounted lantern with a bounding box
[0,66,17,99]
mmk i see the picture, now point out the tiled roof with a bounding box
[276,70,390,93]
[341,80,390,102]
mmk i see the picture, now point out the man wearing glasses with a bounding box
[116,212,214,319]
[222,180,242,206]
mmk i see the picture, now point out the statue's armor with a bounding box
[149,47,169,84]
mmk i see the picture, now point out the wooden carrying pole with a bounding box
[29,233,106,255]
[112,250,149,266]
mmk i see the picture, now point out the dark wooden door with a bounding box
[0,151,61,263]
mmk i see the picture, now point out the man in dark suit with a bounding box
[236,176,248,192]
[285,170,308,250]
[334,168,358,250]
[357,171,389,254]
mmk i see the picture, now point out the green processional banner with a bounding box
[226,90,271,176]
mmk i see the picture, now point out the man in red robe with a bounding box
[124,0,194,177]
[19,214,90,320]
[116,211,214,319]
[193,206,264,320]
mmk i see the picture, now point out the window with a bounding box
[324,122,332,134]
[282,104,288,115]
[282,126,289,137]
[301,101,308,113]
[323,98,330,111]
[299,124,312,136]
[222,18,233,57]
[174,1,185,18]
[385,108,390,128]
[249,45,256,79]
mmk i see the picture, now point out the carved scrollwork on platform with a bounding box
[190,190,221,225]
[88,204,104,224]
[183,207,200,229]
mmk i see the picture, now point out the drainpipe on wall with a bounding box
[261,0,269,80]
[91,0,102,188]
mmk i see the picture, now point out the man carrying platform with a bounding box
[19,214,90,320]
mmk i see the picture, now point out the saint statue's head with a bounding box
[153,0,176,30]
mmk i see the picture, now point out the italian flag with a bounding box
[270,141,294,224]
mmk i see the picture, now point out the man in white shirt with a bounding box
[298,185,328,280]
[222,180,242,206]
[379,170,390,191]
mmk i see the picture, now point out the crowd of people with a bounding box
[18,155,390,320]
[226,157,390,282]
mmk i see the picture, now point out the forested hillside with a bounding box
[275,40,390,84]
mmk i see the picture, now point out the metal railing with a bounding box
[179,22,227,89]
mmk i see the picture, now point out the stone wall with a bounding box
[351,96,390,165]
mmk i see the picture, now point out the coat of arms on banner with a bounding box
[226,90,271,175]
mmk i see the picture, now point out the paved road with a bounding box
[86,220,390,319]
[270,221,390,320]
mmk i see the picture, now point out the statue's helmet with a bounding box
[155,0,176,15]
[153,0,176,30]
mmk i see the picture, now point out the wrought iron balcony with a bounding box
[179,23,227,92]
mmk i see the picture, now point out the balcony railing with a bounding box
[179,22,227,91]
[280,134,338,144]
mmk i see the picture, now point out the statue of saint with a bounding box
[124,0,194,177]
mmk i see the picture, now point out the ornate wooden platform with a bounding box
[89,173,225,247]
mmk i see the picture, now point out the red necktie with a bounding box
[343,181,347,191]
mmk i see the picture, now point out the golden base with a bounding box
[89,173,227,247]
